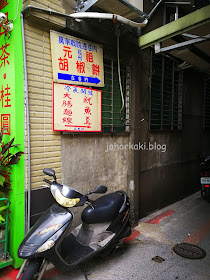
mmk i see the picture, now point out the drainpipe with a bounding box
[21,5,148,28]
[21,13,31,233]
[21,5,70,18]
[69,0,164,26]
[70,12,148,28]
[21,3,165,48]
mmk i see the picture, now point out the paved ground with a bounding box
[1,191,210,280]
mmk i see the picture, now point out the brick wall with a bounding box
[23,0,67,190]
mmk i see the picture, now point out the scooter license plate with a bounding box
[201,177,210,184]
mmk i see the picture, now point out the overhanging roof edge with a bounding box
[139,5,210,49]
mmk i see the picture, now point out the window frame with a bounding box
[99,58,131,133]
[149,52,183,131]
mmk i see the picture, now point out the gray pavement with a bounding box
[45,191,210,280]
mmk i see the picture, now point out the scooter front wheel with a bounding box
[20,258,44,280]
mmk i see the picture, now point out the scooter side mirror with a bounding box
[43,168,56,178]
[92,185,107,194]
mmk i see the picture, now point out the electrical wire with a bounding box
[12,0,19,22]
[117,33,125,119]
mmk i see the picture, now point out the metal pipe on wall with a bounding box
[21,13,31,233]
[147,0,164,20]
[21,5,148,28]
[70,12,148,27]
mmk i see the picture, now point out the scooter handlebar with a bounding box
[43,178,53,185]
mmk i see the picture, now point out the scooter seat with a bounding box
[81,192,124,224]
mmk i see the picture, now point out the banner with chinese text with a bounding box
[53,83,102,132]
[50,30,104,87]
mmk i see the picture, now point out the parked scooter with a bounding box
[17,168,131,280]
[200,155,210,202]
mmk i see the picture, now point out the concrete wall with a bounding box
[138,49,207,217]
[61,135,131,193]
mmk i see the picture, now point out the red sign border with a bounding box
[53,82,102,133]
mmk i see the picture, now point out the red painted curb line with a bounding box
[0,266,18,280]
[0,266,60,280]
[124,229,140,243]
[146,210,175,224]
[182,219,210,245]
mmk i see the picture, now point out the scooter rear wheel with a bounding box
[20,258,44,280]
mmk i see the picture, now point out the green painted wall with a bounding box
[0,0,25,268]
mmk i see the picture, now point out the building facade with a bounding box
[0,0,209,268]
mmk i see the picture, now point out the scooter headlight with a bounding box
[36,240,55,253]
[55,189,80,207]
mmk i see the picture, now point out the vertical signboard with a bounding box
[0,0,24,268]
[53,83,102,132]
[50,30,104,87]
[0,0,13,135]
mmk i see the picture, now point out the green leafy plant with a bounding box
[0,127,24,196]
[0,205,9,223]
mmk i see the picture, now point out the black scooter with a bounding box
[17,168,131,280]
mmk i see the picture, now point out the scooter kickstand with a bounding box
[37,260,49,280]
[80,264,91,280]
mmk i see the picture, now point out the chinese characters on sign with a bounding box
[50,31,104,87]
[1,114,10,134]
[0,43,11,135]
[0,42,10,67]
[53,83,102,132]
[0,21,11,135]
[0,0,13,193]
[0,1,11,134]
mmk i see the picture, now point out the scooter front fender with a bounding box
[18,203,73,258]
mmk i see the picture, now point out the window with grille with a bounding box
[150,53,183,131]
[204,77,210,130]
[98,59,131,133]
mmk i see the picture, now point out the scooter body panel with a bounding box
[18,204,73,258]
[81,192,125,224]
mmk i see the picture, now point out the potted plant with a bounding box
[0,128,24,260]
[0,127,24,196]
